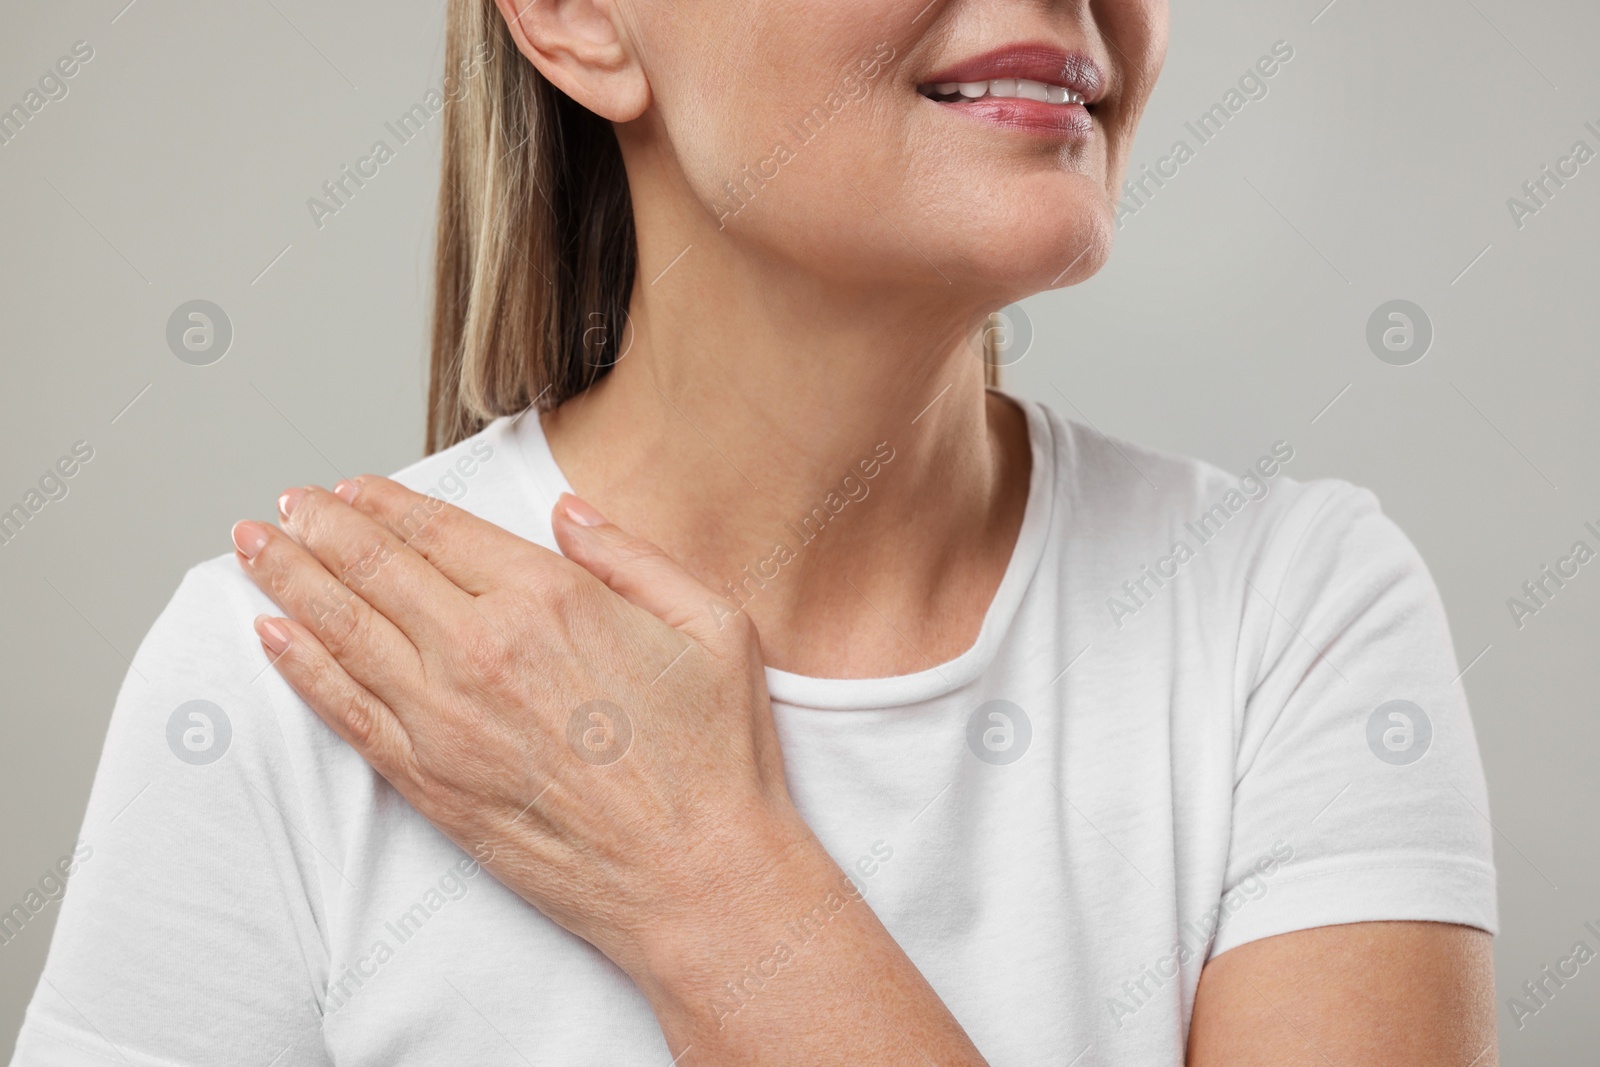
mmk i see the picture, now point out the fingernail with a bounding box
[255,615,291,655]
[278,487,307,520]
[559,493,607,527]
[333,479,360,505]
[232,520,269,560]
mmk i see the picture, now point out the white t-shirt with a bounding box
[11,396,1496,1066]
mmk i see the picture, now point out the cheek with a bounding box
[1099,1,1172,170]
[632,0,1152,293]
[639,3,927,224]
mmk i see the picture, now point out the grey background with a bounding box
[2,0,1596,1061]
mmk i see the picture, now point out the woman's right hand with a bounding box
[234,476,813,983]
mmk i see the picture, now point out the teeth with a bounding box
[927,79,1086,105]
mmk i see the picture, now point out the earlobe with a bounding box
[491,0,651,121]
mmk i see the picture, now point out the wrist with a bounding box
[622,803,852,1020]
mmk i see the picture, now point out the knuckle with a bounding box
[312,585,367,654]
[527,565,589,608]
[263,553,295,602]
[724,608,756,640]
[297,647,374,739]
[340,689,376,746]
[458,627,514,685]
[612,539,664,569]
[291,487,335,536]
[505,563,588,614]
[362,476,447,544]
[340,536,394,591]
[376,734,431,800]
[295,640,335,690]
[708,607,758,654]
[725,612,757,645]
[393,495,450,546]
[395,756,432,800]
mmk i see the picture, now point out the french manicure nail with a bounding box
[333,479,360,505]
[560,493,607,527]
[255,615,291,655]
[278,487,307,520]
[232,520,269,560]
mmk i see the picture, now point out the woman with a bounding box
[13,0,1498,1063]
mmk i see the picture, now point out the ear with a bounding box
[492,0,650,122]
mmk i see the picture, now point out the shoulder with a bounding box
[175,413,548,636]
[171,415,536,630]
[117,416,549,792]
[383,414,552,535]
[384,418,513,503]
[1029,398,1402,587]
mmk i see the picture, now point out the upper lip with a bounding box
[920,44,1106,104]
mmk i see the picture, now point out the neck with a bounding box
[542,218,1031,677]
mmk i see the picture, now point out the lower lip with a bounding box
[926,97,1094,137]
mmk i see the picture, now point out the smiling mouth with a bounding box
[918,80,1088,106]
[914,45,1104,134]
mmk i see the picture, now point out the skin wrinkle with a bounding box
[227,0,1498,1063]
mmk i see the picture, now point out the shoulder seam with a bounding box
[1235,480,1363,722]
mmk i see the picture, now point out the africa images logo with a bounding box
[1365,700,1431,766]
[166,700,232,766]
[966,700,1032,765]
[567,700,633,766]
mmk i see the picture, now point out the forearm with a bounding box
[629,812,987,1066]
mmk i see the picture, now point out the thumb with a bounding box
[552,494,744,647]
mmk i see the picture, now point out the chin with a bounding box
[942,189,1116,302]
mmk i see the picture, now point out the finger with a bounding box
[252,613,418,792]
[278,485,479,644]
[232,519,423,704]
[341,475,566,595]
[551,493,734,647]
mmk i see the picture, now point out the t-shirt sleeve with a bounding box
[10,559,335,1066]
[1209,481,1497,959]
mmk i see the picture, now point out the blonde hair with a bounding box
[427,0,996,454]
